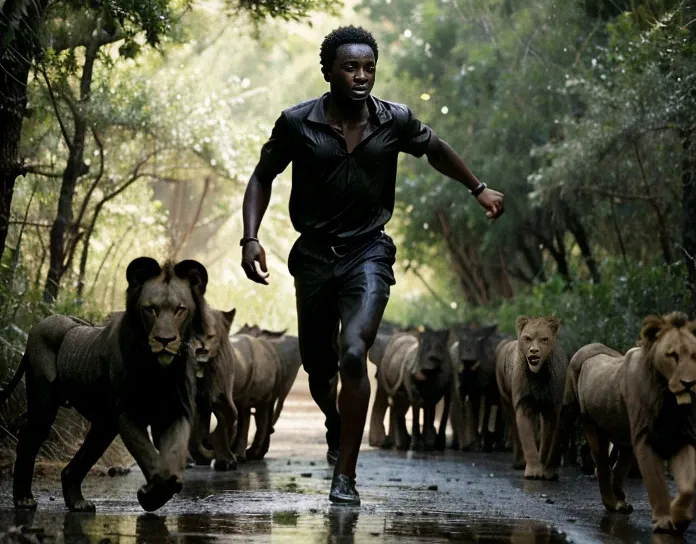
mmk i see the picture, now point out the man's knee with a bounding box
[339,338,368,380]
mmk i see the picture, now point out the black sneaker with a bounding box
[326,448,339,466]
[329,473,360,506]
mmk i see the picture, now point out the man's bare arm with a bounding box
[243,175,272,238]
[425,134,505,219]
[241,175,273,285]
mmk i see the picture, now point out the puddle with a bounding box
[0,510,570,543]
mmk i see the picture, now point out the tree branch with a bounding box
[573,186,655,202]
[51,28,128,53]
[406,264,452,310]
[9,220,52,228]
[40,65,73,152]
[171,177,212,259]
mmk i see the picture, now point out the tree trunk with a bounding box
[0,0,50,263]
[438,211,490,306]
[518,234,546,282]
[76,203,102,300]
[681,133,696,315]
[564,204,600,284]
[43,35,100,302]
[635,141,673,265]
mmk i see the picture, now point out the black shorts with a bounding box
[288,230,397,380]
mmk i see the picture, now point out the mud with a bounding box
[0,373,694,543]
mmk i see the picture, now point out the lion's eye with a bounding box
[143,305,157,315]
[207,334,216,340]
[522,336,532,342]
[176,305,188,315]
[541,337,550,344]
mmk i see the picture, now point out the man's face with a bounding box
[326,43,376,101]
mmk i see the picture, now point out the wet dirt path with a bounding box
[0,374,693,543]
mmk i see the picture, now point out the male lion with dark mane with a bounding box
[553,312,696,535]
[0,257,208,513]
[495,315,567,480]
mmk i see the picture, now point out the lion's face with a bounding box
[641,313,696,405]
[416,328,451,375]
[140,277,195,366]
[457,324,497,373]
[515,315,561,374]
[126,257,208,368]
[192,308,236,377]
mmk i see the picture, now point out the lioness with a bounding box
[555,312,696,534]
[228,333,284,461]
[0,257,207,512]
[191,311,284,463]
[451,324,508,452]
[371,328,452,451]
[188,307,239,471]
[234,325,303,445]
[495,315,567,480]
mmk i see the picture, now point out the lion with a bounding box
[495,315,567,480]
[235,323,288,339]
[228,333,284,461]
[450,324,508,452]
[188,307,239,471]
[0,257,208,513]
[231,325,303,458]
[551,312,696,534]
[369,328,452,451]
[189,312,284,463]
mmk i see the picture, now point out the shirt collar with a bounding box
[306,92,392,126]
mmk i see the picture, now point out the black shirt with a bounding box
[252,92,433,241]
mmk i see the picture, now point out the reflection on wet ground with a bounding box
[2,381,696,543]
[0,509,570,543]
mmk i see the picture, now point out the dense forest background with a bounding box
[0,0,695,379]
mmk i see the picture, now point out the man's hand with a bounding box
[476,188,505,219]
[241,241,270,285]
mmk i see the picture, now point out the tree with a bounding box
[0,0,339,286]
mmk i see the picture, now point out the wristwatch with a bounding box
[470,182,487,197]
[240,237,259,246]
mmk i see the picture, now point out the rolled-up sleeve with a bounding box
[398,106,433,158]
[252,113,294,186]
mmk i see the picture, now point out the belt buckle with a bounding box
[330,244,349,258]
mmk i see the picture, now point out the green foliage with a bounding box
[391,258,691,354]
[231,0,341,22]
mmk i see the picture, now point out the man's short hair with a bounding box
[320,25,379,74]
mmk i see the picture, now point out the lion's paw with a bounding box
[245,448,266,462]
[542,468,559,482]
[614,500,633,514]
[409,441,424,452]
[14,497,37,510]
[524,465,544,480]
[69,499,96,513]
[138,474,183,512]
[652,515,677,534]
[214,457,238,471]
[512,459,526,470]
[670,501,693,534]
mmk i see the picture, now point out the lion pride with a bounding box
[556,312,696,534]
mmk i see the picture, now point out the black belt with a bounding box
[305,228,384,258]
